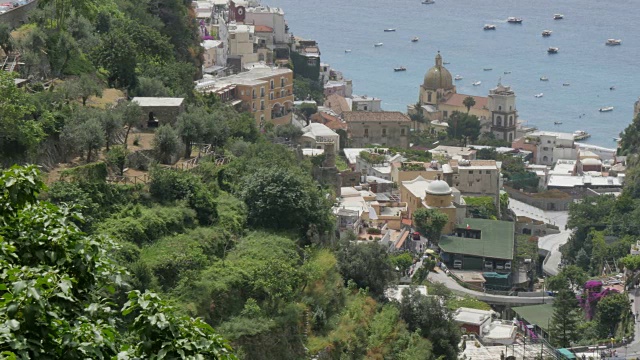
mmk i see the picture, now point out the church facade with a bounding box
[413,52,518,141]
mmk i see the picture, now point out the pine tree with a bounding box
[550,289,580,347]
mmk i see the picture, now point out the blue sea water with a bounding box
[267,0,640,147]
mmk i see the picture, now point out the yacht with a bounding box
[394,66,407,72]
[344,49,352,53]
[599,106,614,112]
[411,37,419,42]
[534,93,544,98]
[553,14,564,20]
[384,28,396,32]
[472,81,482,86]
[507,17,523,24]
[484,24,496,30]
[610,86,616,90]
[540,76,549,81]
[374,42,384,47]
[554,121,563,125]
[454,75,463,80]
[547,47,559,54]
[422,0,435,4]
[542,30,552,37]
[573,130,591,141]
[606,39,622,46]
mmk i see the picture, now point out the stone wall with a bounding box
[504,186,573,211]
[0,0,38,29]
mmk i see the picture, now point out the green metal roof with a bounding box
[557,349,577,359]
[512,303,554,332]
[438,218,515,260]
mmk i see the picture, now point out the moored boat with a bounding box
[563,83,570,86]
[599,106,614,112]
[547,47,559,54]
[472,81,481,86]
[606,39,622,46]
[411,37,419,42]
[374,42,383,47]
[484,24,496,30]
[504,71,511,74]
[483,68,492,71]
[454,75,463,80]
[553,14,564,20]
[573,130,591,141]
[534,93,544,98]
[554,121,563,125]
[507,17,523,24]
[384,28,396,32]
[421,0,435,4]
[345,49,351,53]
[540,76,549,81]
[394,66,406,72]
[542,30,552,37]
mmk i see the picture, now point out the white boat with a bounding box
[507,17,523,24]
[454,75,463,80]
[547,47,559,54]
[599,106,614,112]
[613,137,621,142]
[606,39,622,46]
[384,28,396,32]
[472,81,482,86]
[542,30,552,37]
[374,43,383,47]
[540,76,549,81]
[484,24,496,30]
[394,66,406,72]
[553,14,564,20]
[573,130,591,140]
[411,37,419,42]
[344,49,352,53]
[534,93,544,98]
[421,0,435,4]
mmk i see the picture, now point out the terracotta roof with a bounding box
[402,218,412,226]
[343,111,411,123]
[254,25,273,32]
[324,94,351,115]
[311,112,348,130]
[443,93,488,110]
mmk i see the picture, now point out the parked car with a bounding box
[505,261,512,270]
[495,262,504,270]
[453,260,462,269]
[484,261,493,270]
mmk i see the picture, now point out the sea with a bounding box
[267,0,640,147]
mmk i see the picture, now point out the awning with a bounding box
[230,99,242,106]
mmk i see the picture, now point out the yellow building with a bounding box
[400,176,466,235]
[195,67,294,129]
[391,161,443,186]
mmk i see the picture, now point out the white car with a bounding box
[505,261,512,270]
[484,261,493,270]
[453,260,462,269]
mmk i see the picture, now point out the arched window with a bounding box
[509,115,513,126]
[543,155,549,162]
[427,92,432,102]
[496,116,503,127]
[498,106,502,111]
[508,133,513,142]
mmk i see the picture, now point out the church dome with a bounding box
[426,180,452,195]
[423,52,454,91]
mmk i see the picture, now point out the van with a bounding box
[505,261,512,270]
[484,261,493,270]
[453,260,462,269]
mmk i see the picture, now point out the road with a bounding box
[427,269,553,305]
[508,198,571,276]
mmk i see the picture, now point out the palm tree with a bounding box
[463,96,476,113]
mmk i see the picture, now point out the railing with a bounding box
[107,174,150,185]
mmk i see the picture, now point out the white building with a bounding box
[244,6,288,44]
[351,94,382,112]
[527,131,577,166]
[227,22,258,68]
[201,39,226,72]
[300,123,340,152]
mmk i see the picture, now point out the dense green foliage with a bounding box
[550,289,581,347]
[412,208,448,244]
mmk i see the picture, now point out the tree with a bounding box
[153,125,182,164]
[77,73,103,106]
[105,145,129,176]
[176,107,207,158]
[595,293,631,337]
[446,111,481,143]
[390,252,414,275]
[550,289,580,347]
[115,101,143,148]
[275,123,303,142]
[240,167,333,237]
[462,96,476,113]
[576,248,591,271]
[413,208,448,244]
[132,76,171,97]
[621,254,640,272]
[100,107,122,151]
[398,288,460,359]
[0,22,13,56]
[336,241,394,297]
[91,30,138,88]
[0,165,237,359]
[298,103,318,125]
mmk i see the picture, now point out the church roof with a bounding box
[423,52,454,91]
[442,93,488,111]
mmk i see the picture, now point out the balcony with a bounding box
[272,109,293,119]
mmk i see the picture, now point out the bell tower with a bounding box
[488,80,517,142]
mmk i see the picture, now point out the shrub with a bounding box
[366,227,382,235]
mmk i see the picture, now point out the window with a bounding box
[260,87,265,97]
[260,100,265,111]
[307,58,316,66]
[364,128,369,138]
[230,34,236,39]
[280,90,285,98]
[270,80,274,89]
[281,77,285,87]
[269,92,274,100]
[486,170,491,174]
[547,140,551,144]
[252,89,256,99]
[252,102,256,110]
[469,170,474,174]
[496,116,503,126]
[498,106,502,111]
[382,128,387,137]
[443,111,448,119]
[401,128,406,136]
[363,105,368,110]
[543,147,549,151]
[427,92,432,102]
[240,90,245,96]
